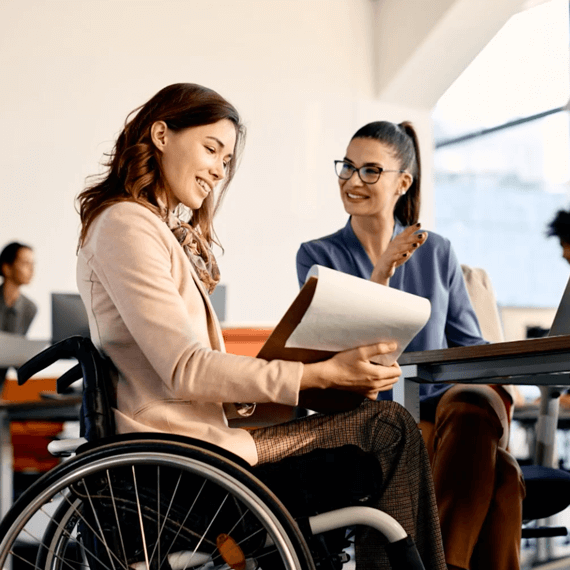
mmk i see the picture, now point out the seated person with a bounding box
[546,209,570,409]
[547,208,570,265]
[75,83,447,569]
[0,241,37,388]
[296,120,525,570]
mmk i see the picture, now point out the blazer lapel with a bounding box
[188,264,225,351]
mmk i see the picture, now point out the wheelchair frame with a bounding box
[0,337,426,570]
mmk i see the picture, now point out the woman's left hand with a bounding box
[371,224,428,285]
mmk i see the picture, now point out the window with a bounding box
[433,0,570,308]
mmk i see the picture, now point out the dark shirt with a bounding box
[296,218,486,414]
[0,283,37,384]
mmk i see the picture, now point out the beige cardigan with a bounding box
[77,202,303,465]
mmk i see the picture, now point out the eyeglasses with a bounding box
[334,160,406,184]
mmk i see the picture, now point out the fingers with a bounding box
[361,359,401,382]
[371,224,428,283]
[396,224,428,254]
[362,373,401,400]
[326,348,401,396]
[388,230,427,268]
[358,341,398,359]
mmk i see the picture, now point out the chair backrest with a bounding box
[17,336,116,441]
[461,264,505,343]
[461,265,520,412]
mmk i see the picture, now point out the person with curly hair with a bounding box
[75,83,446,569]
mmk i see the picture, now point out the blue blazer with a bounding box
[296,217,486,411]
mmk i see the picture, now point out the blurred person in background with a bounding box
[0,241,37,388]
[547,208,570,265]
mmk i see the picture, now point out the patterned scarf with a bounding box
[163,204,256,418]
[164,207,220,294]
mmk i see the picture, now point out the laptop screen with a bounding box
[548,277,570,337]
[51,293,90,344]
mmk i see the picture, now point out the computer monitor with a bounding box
[51,293,90,344]
[210,284,226,323]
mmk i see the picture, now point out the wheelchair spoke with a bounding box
[106,469,129,570]
[58,493,120,570]
[156,466,161,570]
[68,480,129,570]
[148,465,186,569]
[222,505,249,538]
[205,517,266,567]
[178,488,230,570]
[13,516,86,570]
[159,479,208,570]
[131,466,151,570]
[36,516,102,570]
[0,445,313,570]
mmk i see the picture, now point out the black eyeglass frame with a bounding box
[334,160,407,184]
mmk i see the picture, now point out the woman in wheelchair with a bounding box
[69,83,446,569]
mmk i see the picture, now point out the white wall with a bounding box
[0,0,527,339]
[0,0,434,337]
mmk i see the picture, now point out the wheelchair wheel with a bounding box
[0,437,316,570]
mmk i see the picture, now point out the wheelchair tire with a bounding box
[0,437,316,570]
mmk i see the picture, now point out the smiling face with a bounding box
[339,137,412,219]
[152,119,237,211]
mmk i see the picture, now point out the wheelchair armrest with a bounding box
[48,437,88,457]
[17,336,87,386]
[18,335,117,442]
[57,364,83,393]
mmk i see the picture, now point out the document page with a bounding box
[286,265,431,365]
[257,265,431,412]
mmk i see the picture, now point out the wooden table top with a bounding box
[398,335,570,366]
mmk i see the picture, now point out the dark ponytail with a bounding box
[351,120,421,225]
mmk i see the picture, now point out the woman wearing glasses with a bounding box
[296,121,525,570]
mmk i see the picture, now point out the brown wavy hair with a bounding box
[351,120,421,226]
[77,83,246,248]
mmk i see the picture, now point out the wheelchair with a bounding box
[0,336,427,570]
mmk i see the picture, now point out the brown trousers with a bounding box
[251,400,447,570]
[419,385,526,570]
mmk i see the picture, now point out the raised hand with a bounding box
[371,223,428,285]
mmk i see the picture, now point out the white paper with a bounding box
[285,266,431,365]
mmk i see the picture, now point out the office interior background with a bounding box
[2,0,570,566]
[5,0,568,343]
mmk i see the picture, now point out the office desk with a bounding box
[395,335,570,467]
[0,397,81,520]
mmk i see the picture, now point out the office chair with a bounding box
[461,264,570,538]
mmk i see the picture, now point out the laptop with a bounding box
[548,277,570,337]
[51,293,90,344]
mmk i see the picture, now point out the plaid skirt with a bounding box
[251,400,447,570]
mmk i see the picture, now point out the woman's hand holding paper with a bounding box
[301,341,401,401]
